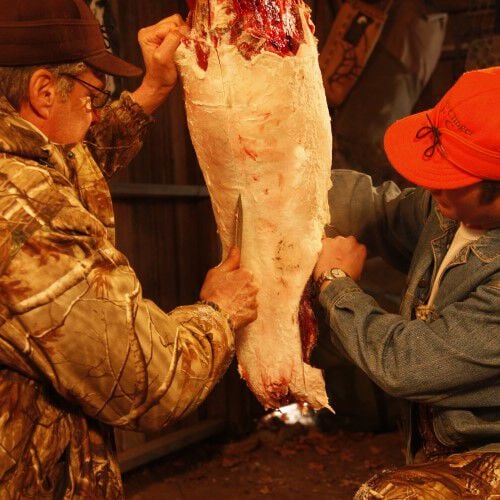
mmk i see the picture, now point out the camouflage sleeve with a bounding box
[85,91,154,179]
[0,161,234,432]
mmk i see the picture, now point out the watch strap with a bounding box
[315,268,350,293]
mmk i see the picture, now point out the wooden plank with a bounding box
[444,7,496,45]
[110,183,209,199]
[118,418,226,473]
[174,202,202,305]
[114,429,147,454]
[308,0,337,51]
[433,0,495,14]
[496,0,500,33]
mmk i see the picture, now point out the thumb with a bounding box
[219,246,240,272]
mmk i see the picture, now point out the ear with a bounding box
[26,69,58,120]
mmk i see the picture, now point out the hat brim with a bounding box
[384,110,483,190]
[84,50,143,78]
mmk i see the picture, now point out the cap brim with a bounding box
[84,50,143,78]
[384,110,482,190]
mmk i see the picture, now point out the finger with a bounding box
[139,23,178,46]
[218,246,241,272]
[153,30,185,63]
[249,309,258,322]
[139,22,188,48]
[155,13,185,28]
[143,21,188,45]
[331,235,346,244]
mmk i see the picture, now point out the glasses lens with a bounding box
[91,93,108,109]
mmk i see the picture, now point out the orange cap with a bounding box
[384,66,500,189]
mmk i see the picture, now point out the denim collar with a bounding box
[433,202,499,264]
[471,229,500,263]
[435,203,458,232]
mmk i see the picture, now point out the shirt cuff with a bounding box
[318,276,363,311]
[169,303,235,355]
[110,91,154,135]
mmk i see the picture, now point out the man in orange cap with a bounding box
[0,1,258,497]
[313,67,499,498]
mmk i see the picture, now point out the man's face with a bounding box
[429,183,500,229]
[50,70,105,144]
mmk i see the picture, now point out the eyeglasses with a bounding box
[61,73,111,109]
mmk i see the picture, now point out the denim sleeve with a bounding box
[328,170,432,273]
[318,275,500,407]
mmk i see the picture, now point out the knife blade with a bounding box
[233,194,243,249]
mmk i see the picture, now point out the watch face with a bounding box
[328,268,347,279]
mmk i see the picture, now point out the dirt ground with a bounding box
[123,416,405,499]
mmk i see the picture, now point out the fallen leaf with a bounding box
[186,471,207,480]
[249,461,261,472]
[339,450,354,462]
[259,474,274,485]
[340,478,359,488]
[259,486,271,495]
[223,435,260,456]
[278,447,297,458]
[314,445,329,456]
[363,459,382,470]
[293,443,309,451]
[308,461,325,472]
[222,456,244,468]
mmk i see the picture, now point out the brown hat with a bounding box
[0,0,142,77]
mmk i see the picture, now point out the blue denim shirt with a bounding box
[315,170,500,461]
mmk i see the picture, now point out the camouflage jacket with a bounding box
[0,94,234,499]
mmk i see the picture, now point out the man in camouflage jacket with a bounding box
[0,2,258,498]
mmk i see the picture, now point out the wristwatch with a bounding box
[315,268,350,292]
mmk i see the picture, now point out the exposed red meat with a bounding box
[189,0,310,64]
[298,279,319,363]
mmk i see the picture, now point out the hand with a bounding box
[314,236,367,285]
[132,14,189,114]
[200,247,259,330]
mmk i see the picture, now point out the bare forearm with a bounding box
[131,80,173,116]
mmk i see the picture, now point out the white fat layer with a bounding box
[210,0,236,30]
[176,25,332,410]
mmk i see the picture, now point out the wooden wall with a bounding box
[104,0,497,461]
[415,0,497,111]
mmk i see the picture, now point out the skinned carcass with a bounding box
[175,0,333,410]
